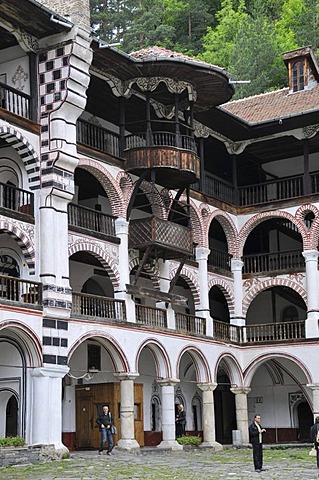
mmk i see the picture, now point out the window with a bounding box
[87,344,101,371]
[292,61,305,92]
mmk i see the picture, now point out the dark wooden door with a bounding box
[76,395,95,449]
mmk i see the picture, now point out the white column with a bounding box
[115,373,140,451]
[230,386,251,444]
[307,384,319,421]
[230,258,245,327]
[197,382,222,450]
[31,366,69,454]
[115,218,136,322]
[195,246,213,336]
[157,259,175,329]
[157,379,182,450]
[302,250,319,338]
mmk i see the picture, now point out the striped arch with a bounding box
[238,210,306,258]
[129,256,160,290]
[208,278,235,316]
[169,266,200,306]
[68,331,130,373]
[135,339,172,378]
[176,345,212,383]
[242,277,307,316]
[78,158,126,217]
[243,352,312,387]
[69,240,120,289]
[0,218,35,273]
[296,204,319,250]
[0,125,39,189]
[215,353,243,386]
[206,209,238,257]
[179,195,205,247]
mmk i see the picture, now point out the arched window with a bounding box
[150,395,161,432]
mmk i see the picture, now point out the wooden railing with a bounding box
[243,250,304,274]
[135,304,167,328]
[175,313,206,335]
[68,203,116,237]
[208,249,232,272]
[72,292,126,320]
[0,182,34,216]
[201,174,234,204]
[0,275,42,306]
[0,82,31,119]
[77,119,120,157]
[213,319,242,343]
[125,131,197,153]
[244,320,305,343]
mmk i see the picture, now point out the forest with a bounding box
[90,0,319,98]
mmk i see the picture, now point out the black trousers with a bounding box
[252,442,263,470]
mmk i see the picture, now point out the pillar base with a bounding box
[199,441,223,451]
[40,443,70,459]
[157,440,183,450]
[117,439,140,451]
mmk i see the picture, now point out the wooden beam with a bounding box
[126,284,187,306]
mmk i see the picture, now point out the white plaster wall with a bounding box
[0,46,30,94]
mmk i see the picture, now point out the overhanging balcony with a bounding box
[129,216,193,260]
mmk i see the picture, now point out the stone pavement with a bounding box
[1,446,319,479]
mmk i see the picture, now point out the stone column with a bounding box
[157,259,175,329]
[115,218,136,322]
[230,258,245,327]
[157,379,182,450]
[302,250,319,338]
[31,366,69,454]
[307,384,319,421]
[195,246,213,336]
[197,382,222,450]
[115,373,140,451]
[230,386,251,444]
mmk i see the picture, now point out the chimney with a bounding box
[282,46,319,93]
[38,0,90,31]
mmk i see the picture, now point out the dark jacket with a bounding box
[176,411,186,425]
[310,423,319,443]
[249,421,264,444]
[96,412,113,432]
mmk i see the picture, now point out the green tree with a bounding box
[90,0,138,42]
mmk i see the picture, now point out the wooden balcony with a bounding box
[0,82,32,120]
[125,132,200,188]
[0,275,42,307]
[0,182,34,217]
[208,249,232,274]
[213,319,305,344]
[68,203,117,240]
[77,119,120,157]
[243,250,304,275]
[175,312,206,335]
[129,216,193,259]
[72,292,126,321]
[135,304,167,329]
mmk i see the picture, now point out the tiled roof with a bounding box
[130,46,219,68]
[221,84,319,124]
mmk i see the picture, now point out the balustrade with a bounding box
[68,203,116,237]
[72,292,126,321]
[135,304,167,328]
[243,250,304,274]
[77,119,120,157]
[0,182,34,216]
[213,319,242,343]
[244,320,305,343]
[0,82,31,119]
[208,249,232,272]
[175,312,206,335]
[0,275,42,306]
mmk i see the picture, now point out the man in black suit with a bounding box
[249,414,266,472]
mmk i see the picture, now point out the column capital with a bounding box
[230,386,251,395]
[231,258,244,271]
[114,372,139,381]
[302,250,319,261]
[157,378,180,387]
[195,246,210,261]
[31,365,69,379]
[115,217,129,234]
[197,382,218,392]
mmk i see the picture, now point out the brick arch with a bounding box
[78,158,126,217]
[117,171,134,211]
[0,125,39,189]
[129,256,160,290]
[69,240,120,289]
[179,196,205,247]
[238,210,306,258]
[296,204,319,250]
[0,219,35,273]
[206,209,238,256]
[208,278,235,316]
[242,278,307,316]
[169,266,200,306]
[138,180,166,219]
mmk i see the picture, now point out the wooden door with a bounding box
[76,395,95,449]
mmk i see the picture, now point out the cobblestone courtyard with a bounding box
[1,446,319,480]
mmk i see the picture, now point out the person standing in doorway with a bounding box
[249,414,266,472]
[96,405,114,455]
[176,404,186,438]
[310,416,319,469]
